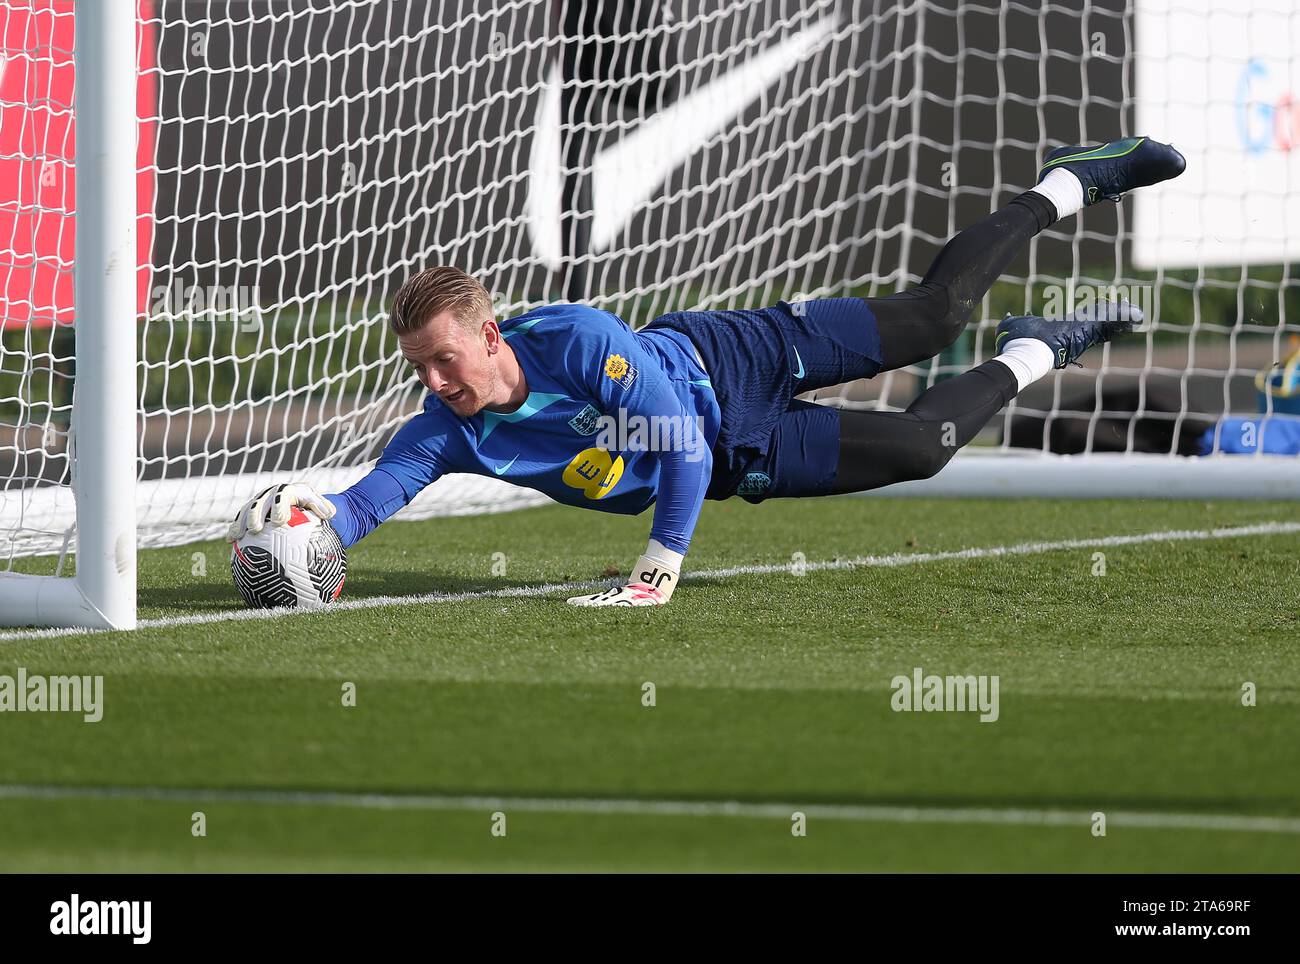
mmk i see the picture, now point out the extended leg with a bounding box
[721,137,1185,501]
[831,294,1148,494]
[727,301,1134,502]
[756,194,1057,399]
[830,360,1020,493]
[726,363,1020,502]
[866,136,1185,372]
[868,192,1057,372]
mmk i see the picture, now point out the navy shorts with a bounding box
[644,298,883,502]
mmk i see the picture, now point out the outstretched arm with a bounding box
[326,409,446,547]
[226,408,446,549]
[326,464,433,548]
[567,431,711,607]
[564,337,712,608]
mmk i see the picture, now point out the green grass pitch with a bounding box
[1,496,1298,871]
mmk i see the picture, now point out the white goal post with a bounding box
[2,0,1298,630]
[0,0,136,628]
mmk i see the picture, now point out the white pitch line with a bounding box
[0,783,1297,835]
[2,519,1298,641]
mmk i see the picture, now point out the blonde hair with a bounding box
[389,266,494,335]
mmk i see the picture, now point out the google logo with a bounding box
[1237,58,1300,154]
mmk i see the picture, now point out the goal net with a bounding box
[1,0,1296,627]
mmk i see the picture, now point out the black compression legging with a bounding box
[831,192,1056,494]
[830,360,1019,493]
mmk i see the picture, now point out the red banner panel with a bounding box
[0,0,154,329]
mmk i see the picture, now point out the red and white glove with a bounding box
[567,540,683,607]
[225,482,336,542]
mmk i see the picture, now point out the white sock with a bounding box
[992,337,1055,392]
[1029,168,1085,221]
[645,538,684,571]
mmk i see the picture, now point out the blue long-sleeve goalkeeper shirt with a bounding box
[326,303,722,556]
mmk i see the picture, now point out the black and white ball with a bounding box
[230,506,347,609]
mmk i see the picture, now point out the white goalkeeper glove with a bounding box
[567,539,683,607]
[225,482,336,542]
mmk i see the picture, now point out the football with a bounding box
[229,505,347,610]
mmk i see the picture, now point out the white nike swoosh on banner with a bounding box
[526,15,839,271]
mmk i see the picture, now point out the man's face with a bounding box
[398,310,501,417]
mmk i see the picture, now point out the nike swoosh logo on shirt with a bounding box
[493,455,519,475]
[792,346,805,379]
[526,16,839,269]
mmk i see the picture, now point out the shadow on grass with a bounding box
[139,567,591,617]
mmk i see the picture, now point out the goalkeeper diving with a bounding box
[227,137,1186,606]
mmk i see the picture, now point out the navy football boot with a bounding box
[995,300,1145,369]
[1038,137,1186,205]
